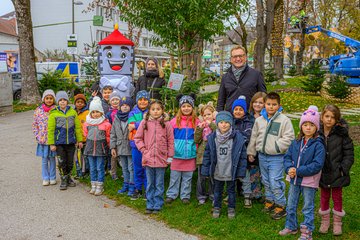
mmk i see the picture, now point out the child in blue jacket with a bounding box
[279,106,325,239]
[201,111,247,219]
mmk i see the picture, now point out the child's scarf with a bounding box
[216,128,233,144]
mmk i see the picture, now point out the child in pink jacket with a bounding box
[134,100,174,214]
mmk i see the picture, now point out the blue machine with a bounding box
[305,25,360,85]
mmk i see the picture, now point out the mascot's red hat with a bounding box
[98,23,134,46]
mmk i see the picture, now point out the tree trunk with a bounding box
[271,0,284,79]
[295,0,306,75]
[12,0,41,104]
[181,37,203,81]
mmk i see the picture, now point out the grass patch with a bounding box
[79,119,360,239]
[13,100,38,112]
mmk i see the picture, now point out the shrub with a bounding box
[288,65,297,76]
[301,64,325,93]
[264,67,279,83]
[38,70,80,98]
[326,75,351,100]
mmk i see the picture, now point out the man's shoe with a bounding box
[271,205,287,220]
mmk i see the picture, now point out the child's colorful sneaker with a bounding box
[271,205,287,220]
[262,200,275,213]
[130,190,142,200]
[279,228,298,236]
[213,207,220,218]
[228,208,235,219]
[299,225,312,240]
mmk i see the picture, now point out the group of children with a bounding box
[32,86,354,239]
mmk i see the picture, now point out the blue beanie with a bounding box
[232,95,247,113]
[120,96,134,108]
[136,90,150,102]
[216,111,233,126]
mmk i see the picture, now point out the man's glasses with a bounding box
[231,54,246,59]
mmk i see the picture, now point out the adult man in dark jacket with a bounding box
[217,46,266,112]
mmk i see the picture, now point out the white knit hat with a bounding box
[89,96,104,114]
[42,89,56,102]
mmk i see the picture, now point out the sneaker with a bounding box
[279,228,298,236]
[130,190,142,201]
[262,201,275,213]
[271,205,287,220]
[198,199,206,205]
[244,198,252,208]
[165,197,174,204]
[152,209,160,214]
[213,207,220,218]
[228,208,235,219]
[42,180,50,186]
[67,176,76,187]
[145,209,153,214]
[182,198,190,204]
[49,180,57,185]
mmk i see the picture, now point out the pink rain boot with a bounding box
[332,209,345,236]
[318,208,331,234]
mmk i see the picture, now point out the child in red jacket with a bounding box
[134,100,174,214]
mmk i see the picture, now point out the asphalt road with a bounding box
[0,111,197,240]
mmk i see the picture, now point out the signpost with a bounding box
[67,34,78,56]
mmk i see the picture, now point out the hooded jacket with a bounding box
[47,106,83,145]
[134,115,175,168]
[216,64,266,112]
[135,73,166,100]
[201,130,247,180]
[128,105,148,148]
[110,112,132,156]
[233,112,255,144]
[83,118,111,156]
[32,104,55,145]
[76,105,89,142]
[319,119,354,188]
[247,107,295,156]
[284,136,326,188]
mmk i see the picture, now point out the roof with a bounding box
[0,11,16,19]
[0,18,17,36]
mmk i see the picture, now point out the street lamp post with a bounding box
[72,0,83,62]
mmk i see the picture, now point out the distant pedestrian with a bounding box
[217,45,266,112]
[134,100,174,214]
[32,89,57,186]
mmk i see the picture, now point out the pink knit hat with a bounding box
[300,105,320,130]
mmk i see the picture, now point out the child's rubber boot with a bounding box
[95,182,104,196]
[318,208,331,234]
[117,182,129,194]
[59,176,67,190]
[90,181,97,194]
[333,209,345,236]
[127,183,135,196]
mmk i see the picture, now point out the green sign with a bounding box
[202,50,212,59]
[93,15,104,26]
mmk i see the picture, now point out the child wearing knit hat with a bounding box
[48,91,83,190]
[201,111,247,219]
[231,95,255,208]
[82,97,112,196]
[279,106,325,239]
[32,89,56,186]
[74,93,89,178]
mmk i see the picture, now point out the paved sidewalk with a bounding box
[0,111,197,240]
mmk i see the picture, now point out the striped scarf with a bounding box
[232,65,245,81]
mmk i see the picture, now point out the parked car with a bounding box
[12,72,22,100]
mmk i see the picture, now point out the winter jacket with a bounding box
[194,122,217,165]
[284,137,326,188]
[233,112,255,144]
[201,130,247,180]
[319,120,354,188]
[83,119,111,156]
[105,107,118,124]
[171,116,199,160]
[134,116,175,167]
[135,75,166,100]
[216,64,266,112]
[47,106,83,145]
[76,106,89,142]
[32,104,55,145]
[247,108,295,156]
[128,105,148,148]
[110,114,132,156]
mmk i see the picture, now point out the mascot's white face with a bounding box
[99,44,134,76]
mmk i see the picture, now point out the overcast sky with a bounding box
[0,0,15,16]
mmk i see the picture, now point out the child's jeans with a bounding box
[240,169,252,198]
[56,144,76,176]
[145,167,165,210]
[285,184,317,232]
[259,153,286,207]
[213,180,236,209]
[88,156,105,183]
[119,155,133,183]
[320,187,343,212]
[166,170,193,200]
[132,148,146,191]
[42,156,56,180]
[196,165,214,201]
[249,165,263,199]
